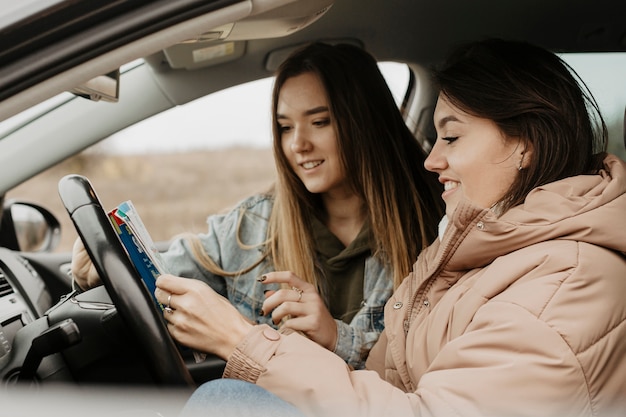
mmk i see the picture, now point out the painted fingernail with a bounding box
[259,309,265,316]
[257,275,267,282]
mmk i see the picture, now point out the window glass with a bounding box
[560,53,626,159]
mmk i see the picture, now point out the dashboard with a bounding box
[0,243,224,386]
[0,248,53,371]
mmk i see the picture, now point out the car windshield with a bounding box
[0,0,63,29]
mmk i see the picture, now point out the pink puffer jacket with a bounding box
[224,155,626,417]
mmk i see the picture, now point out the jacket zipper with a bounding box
[403,221,468,335]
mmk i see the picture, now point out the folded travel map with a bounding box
[108,200,167,311]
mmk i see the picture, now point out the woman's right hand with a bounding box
[155,274,253,359]
[70,238,102,290]
[260,271,338,352]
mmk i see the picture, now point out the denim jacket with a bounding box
[161,193,393,369]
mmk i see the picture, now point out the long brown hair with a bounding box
[268,42,442,291]
[190,42,444,292]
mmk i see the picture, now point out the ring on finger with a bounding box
[165,293,174,314]
[291,286,303,302]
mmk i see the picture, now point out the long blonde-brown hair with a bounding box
[189,42,444,293]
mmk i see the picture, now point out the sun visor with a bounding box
[163,0,333,70]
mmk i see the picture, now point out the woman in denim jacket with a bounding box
[161,193,396,369]
[72,42,443,369]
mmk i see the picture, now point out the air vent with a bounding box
[0,269,14,297]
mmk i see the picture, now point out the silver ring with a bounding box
[165,293,174,313]
[292,286,303,302]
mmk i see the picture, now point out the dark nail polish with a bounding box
[257,275,267,282]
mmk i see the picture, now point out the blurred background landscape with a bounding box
[7,147,276,252]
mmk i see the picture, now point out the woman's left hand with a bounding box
[260,271,338,351]
[155,274,253,360]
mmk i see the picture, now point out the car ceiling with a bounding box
[3,0,625,112]
[0,0,625,193]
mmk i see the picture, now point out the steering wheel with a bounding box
[58,174,194,387]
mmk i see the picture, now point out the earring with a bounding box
[518,164,523,171]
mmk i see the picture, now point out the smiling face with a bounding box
[277,72,348,197]
[424,94,525,218]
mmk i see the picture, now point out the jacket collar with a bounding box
[425,161,626,282]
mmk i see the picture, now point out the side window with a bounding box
[561,52,626,159]
[8,62,412,252]
[98,62,411,153]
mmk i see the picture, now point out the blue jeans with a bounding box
[180,378,306,417]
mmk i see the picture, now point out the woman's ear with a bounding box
[520,141,534,170]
